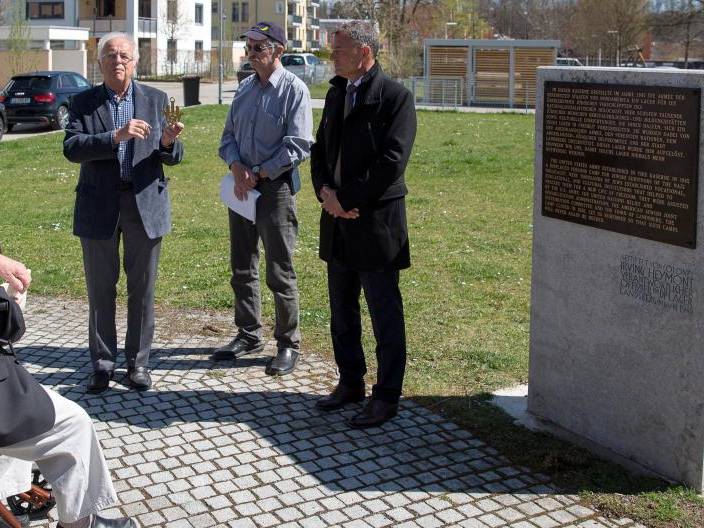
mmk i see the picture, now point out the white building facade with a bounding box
[2,0,212,79]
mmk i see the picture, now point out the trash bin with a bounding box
[182,75,200,107]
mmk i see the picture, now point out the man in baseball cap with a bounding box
[240,21,286,46]
[215,18,312,377]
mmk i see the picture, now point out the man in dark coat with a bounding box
[64,32,184,393]
[310,21,417,428]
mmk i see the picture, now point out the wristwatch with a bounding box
[252,165,264,180]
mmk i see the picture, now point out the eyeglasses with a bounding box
[102,52,134,63]
[246,43,273,53]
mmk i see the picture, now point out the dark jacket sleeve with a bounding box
[63,95,117,164]
[310,92,331,202]
[337,86,416,211]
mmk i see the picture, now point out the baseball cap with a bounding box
[241,21,286,46]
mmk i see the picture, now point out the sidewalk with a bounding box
[16,295,641,528]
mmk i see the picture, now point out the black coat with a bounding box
[311,64,417,271]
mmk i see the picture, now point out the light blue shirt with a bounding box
[219,66,313,180]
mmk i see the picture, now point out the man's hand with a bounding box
[230,161,258,201]
[114,119,152,143]
[0,254,31,294]
[161,121,185,148]
[320,186,359,219]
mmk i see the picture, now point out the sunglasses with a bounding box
[246,43,273,53]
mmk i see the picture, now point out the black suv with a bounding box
[0,71,91,131]
[0,102,7,141]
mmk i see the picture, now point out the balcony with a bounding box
[308,40,320,50]
[288,39,303,49]
[308,17,319,28]
[308,0,320,6]
[138,17,157,36]
[79,16,126,34]
[288,14,303,26]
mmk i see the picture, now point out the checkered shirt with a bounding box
[105,82,135,182]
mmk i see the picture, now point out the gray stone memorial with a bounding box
[528,67,704,491]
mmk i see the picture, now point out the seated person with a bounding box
[0,253,139,528]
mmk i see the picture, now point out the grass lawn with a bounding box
[308,82,331,99]
[0,106,701,527]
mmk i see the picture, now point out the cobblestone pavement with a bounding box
[13,295,642,528]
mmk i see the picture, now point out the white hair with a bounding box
[97,32,140,61]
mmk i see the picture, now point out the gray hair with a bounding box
[97,32,140,61]
[333,21,379,58]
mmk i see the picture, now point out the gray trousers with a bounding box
[228,177,300,350]
[81,190,162,372]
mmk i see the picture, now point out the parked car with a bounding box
[237,62,256,83]
[0,71,91,131]
[0,103,6,141]
[281,53,321,84]
[556,57,584,67]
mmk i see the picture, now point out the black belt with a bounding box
[119,181,133,191]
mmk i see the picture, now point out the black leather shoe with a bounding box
[91,514,141,527]
[87,370,113,394]
[349,399,398,428]
[315,383,366,411]
[211,337,264,360]
[127,367,152,391]
[265,348,299,376]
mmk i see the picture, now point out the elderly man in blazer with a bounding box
[64,32,184,394]
[311,21,417,428]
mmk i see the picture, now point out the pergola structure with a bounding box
[423,38,560,108]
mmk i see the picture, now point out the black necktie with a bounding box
[344,83,357,118]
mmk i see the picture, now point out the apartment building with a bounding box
[77,0,211,76]
[212,0,320,53]
[2,0,211,78]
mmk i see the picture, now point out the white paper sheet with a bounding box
[219,173,260,223]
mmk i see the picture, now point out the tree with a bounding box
[160,0,193,76]
[650,0,704,67]
[4,0,37,76]
[477,0,576,40]
[568,0,649,63]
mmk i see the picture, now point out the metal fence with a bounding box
[137,49,236,79]
[402,76,465,108]
[402,76,543,109]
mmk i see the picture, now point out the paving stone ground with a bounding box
[12,295,643,528]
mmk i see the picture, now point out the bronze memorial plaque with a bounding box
[542,81,700,248]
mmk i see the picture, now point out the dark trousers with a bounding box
[228,177,300,349]
[81,190,161,373]
[327,258,407,403]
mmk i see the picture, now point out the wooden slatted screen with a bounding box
[514,48,555,106]
[474,48,510,105]
[428,46,468,104]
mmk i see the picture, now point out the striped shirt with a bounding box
[105,82,134,182]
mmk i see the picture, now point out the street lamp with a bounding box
[218,5,224,105]
[607,29,620,67]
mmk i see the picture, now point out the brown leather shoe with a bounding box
[348,399,398,428]
[315,383,365,411]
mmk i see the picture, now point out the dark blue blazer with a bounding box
[63,82,183,240]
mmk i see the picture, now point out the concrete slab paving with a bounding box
[10,295,641,527]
